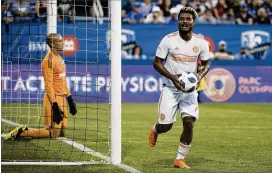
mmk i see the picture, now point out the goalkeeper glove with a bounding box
[67,95,77,116]
[52,102,64,124]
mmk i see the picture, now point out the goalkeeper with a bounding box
[5,33,77,140]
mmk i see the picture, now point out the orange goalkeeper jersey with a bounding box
[41,51,70,103]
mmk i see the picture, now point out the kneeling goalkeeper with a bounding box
[5,33,77,140]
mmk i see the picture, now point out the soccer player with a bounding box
[147,7,210,168]
[5,33,77,140]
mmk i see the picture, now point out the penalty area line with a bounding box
[1,118,143,173]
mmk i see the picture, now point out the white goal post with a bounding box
[110,0,122,164]
[1,0,121,165]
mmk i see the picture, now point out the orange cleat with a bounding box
[173,159,190,168]
[148,127,158,147]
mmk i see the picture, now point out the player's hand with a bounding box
[170,74,182,90]
[52,102,64,124]
[67,95,77,116]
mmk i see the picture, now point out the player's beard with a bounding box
[178,23,193,34]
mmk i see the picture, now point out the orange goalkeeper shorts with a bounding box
[43,94,68,129]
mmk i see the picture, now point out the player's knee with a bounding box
[156,123,173,133]
[50,129,61,138]
[182,116,195,129]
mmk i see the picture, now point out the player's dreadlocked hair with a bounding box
[178,7,198,20]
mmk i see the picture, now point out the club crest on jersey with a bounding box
[193,46,199,53]
[159,113,165,120]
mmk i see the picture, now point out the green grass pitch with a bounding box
[2,103,272,173]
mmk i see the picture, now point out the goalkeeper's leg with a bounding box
[5,95,68,140]
[19,95,59,138]
[44,95,68,138]
[20,128,50,138]
[57,95,68,137]
[4,126,51,140]
[20,95,67,138]
[20,95,57,138]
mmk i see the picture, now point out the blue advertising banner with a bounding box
[2,23,272,65]
[1,64,272,103]
[1,23,109,65]
[199,66,272,103]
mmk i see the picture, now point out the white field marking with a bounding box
[175,125,272,129]
[2,161,109,166]
[202,108,262,115]
[1,118,143,173]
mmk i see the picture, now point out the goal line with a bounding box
[1,118,143,173]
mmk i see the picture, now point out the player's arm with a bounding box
[35,1,40,17]
[42,55,56,103]
[153,36,182,90]
[197,41,211,81]
[153,57,176,81]
[63,68,77,116]
[66,93,77,116]
[42,54,64,124]
[64,77,71,96]
[198,59,210,81]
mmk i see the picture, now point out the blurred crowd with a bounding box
[2,0,272,25]
[122,0,272,24]
[1,0,109,24]
[209,40,256,60]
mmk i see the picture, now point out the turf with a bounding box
[2,103,272,173]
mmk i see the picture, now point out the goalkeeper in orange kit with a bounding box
[5,33,77,140]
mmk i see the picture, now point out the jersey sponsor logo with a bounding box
[204,68,236,102]
[193,46,199,53]
[63,35,79,56]
[172,55,197,62]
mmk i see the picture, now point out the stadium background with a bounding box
[2,0,272,103]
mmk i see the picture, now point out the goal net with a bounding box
[1,0,121,165]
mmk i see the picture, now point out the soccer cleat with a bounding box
[148,126,158,147]
[4,125,28,140]
[173,159,190,168]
